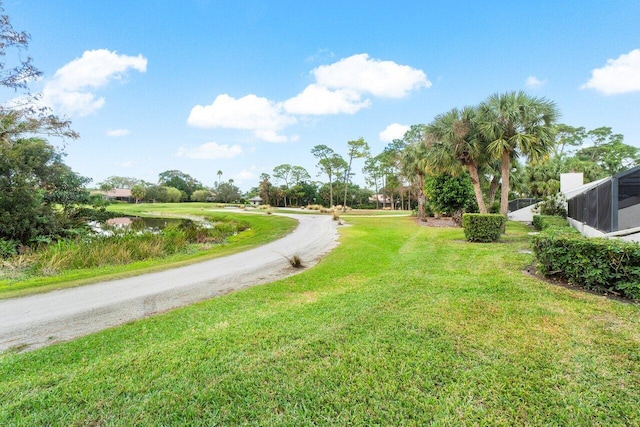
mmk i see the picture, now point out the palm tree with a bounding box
[477,91,559,215]
[425,106,489,213]
[401,142,430,220]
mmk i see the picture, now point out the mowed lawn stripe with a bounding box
[1,217,639,425]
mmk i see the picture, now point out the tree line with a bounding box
[2,2,639,251]
[97,170,243,204]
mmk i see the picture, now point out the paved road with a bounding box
[0,214,339,352]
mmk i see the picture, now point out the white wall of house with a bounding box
[567,217,640,242]
[560,173,584,194]
[507,203,538,223]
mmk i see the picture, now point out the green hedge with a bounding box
[462,213,506,242]
[532,214,569,231]
[532,229,640,300]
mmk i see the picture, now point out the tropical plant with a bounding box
[424,173,477,224]
[425,106,490,213]
[131,184,146,203]
[476,91,559,215]
[401,141,430,221]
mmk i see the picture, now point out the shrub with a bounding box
[533,193,567,217]
[0,239,18,258]
[425,173,477,216]
[532,215,569,231]
[462,214,506,242]
[532,230,640,300]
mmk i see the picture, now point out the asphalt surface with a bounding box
[0,213,340,352]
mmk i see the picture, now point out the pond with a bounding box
[91,217,197,235]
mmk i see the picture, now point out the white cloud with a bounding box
[379,123,410,142]
[187,94,296,142]
[175,141,243,159]
[283,84,370,115]
[581,49,640,95]
[106,128,131,137]
[525,76,547,88]
[116,160,133,168]
[234,168,257,181]
[187,54,428,142]
[313,53,431,98]
[42,49,147,116]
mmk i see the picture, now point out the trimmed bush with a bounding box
[462,214,506,242]
[532,230,640,300]
[532,215,569,231]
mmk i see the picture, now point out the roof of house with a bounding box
[564,164,640,201]
[103,188,132,198]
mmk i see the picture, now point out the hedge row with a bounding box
[532,228,640,300]
[532,214,570,231]
[462,214,506,242]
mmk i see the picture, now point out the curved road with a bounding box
[0,213,340,352]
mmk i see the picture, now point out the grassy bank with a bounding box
[0,204,296,299]
[1,217,639,425]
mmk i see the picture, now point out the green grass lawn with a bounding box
[0,204,296,299]
[1,217,639,425]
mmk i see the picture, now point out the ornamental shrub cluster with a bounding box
[424,173,477,217]
[532,229,640,300]
[532,215,569,231]
[462,214,506,242]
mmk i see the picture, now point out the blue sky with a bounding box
[6,0,640,190]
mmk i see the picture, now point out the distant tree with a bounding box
[191,189,212,202]
[214,180,242,203]
[158,170,203,200]
[553,124,586,158]
[165,187,182,203]
[401,139,430,220]
[144,185,168,202]
[98,176,142,191]
[342,137,370,211]
[311,145,347,207]
[258,173,274,205]
[291,166,310,185]
[130,184,146,203]
[362,156,383,209]
[384,138,415,210]
[217,170,223,186]
[273,164,294,207]
[574,127,640,175]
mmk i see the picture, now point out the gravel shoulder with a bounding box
[0,213,340,352]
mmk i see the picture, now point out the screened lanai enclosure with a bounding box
[566,165,640,235]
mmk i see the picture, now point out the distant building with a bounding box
[96,188,134,203]
[369,194,390,204]
[248,196,263,206]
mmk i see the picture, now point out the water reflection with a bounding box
[91,217,192,235]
